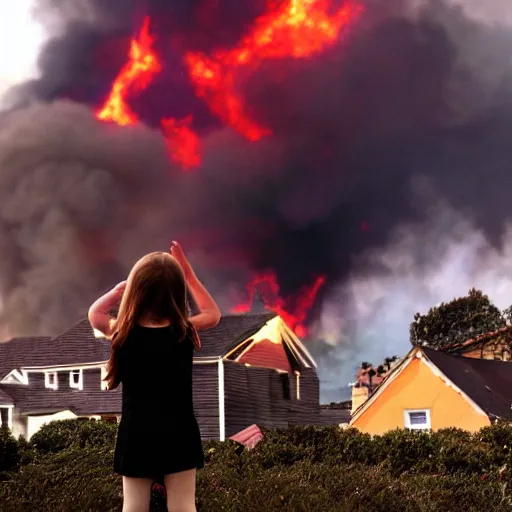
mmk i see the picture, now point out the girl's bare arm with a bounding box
[170,242,221,331]
[88,281,126,336]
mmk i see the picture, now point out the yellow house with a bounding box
[350,346,512,435]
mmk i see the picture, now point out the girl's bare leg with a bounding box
[122,476,152,512]
[164,469,197,512]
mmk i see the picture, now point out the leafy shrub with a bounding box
[2,420,512,511]
[0,445,120,512]
[376,428,436,475]
[0,426,20,475]
[30,419,117,454]
[430,428,493,476]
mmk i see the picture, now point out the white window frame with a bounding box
[404,409,431,430]
[69,369,83,390]
[45,371,58,390]
[295,371,301,400]
[100,366,109,390]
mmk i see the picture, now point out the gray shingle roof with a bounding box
[423,348,512,421]
[198,313,277,358]
[0,337,52,379]
[0,320,110,378]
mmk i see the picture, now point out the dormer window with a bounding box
[45,372,58,390]
[69,370,83,390]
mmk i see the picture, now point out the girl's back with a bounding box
[114,325,203,478]
[119,325,195,418]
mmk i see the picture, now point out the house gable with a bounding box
[224,316,316,372]
[350,348,490,435]
[1,369,28,385]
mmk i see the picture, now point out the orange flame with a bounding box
[233,270,326,337]
[96,17,160,126]
[185,0,362,140]
[161,116,201,170]
[96,1,362,168]
[96,17,202,170]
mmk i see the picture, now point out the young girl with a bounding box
[88,242,220,512]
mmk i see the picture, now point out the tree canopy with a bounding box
[410,288,506,350]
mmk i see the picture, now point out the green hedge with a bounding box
[0,426,20,476]
[1,420,512,511]
[30,419,117,454]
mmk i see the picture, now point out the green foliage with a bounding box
[0,426,20,476]
[30,418,117,454]
[2,420,512,510]
[0,445,120,512]
[410,288,506,349]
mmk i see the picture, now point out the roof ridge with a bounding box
[51,317,92,340]
[443,325,512,351]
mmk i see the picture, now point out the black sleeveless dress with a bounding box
[113,325,204,478]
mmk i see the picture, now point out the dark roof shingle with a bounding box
[423,348,512,420]
[0,337,52,379]
[0,320,110,378]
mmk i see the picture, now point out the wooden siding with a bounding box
[223,362,319,437]
[192,364,219,440]
[289,368,320,424]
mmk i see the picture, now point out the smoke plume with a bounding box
[1,0,512,400]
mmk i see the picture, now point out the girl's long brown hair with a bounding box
[104,252,200,389]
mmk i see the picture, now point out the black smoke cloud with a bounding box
[2,0,512,399]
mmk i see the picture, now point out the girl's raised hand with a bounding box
[170,241,194,279]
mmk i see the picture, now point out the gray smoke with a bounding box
[1,0,512,403]
[0,101,173,336]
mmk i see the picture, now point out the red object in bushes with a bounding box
[229,424,264,449]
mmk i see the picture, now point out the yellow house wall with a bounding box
[351,355,490,435]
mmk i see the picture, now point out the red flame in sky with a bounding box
[97,17,160,126]
[233,271,326,337]
[161,116,201,170]
[95,1,361,167]
[95,17,201,170]
[185,0,361,141]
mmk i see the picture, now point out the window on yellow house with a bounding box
[404,409,431,431]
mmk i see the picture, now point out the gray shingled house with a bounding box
[0,313,321,440]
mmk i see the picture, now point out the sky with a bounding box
[0,0,46,104]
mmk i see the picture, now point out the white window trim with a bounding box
[7,405,13,430]
[295,371,301,400]
[404,409,431,430]
[45,371,58,390]
[69,369,83,390]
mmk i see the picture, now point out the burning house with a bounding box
[0,313,326,440]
